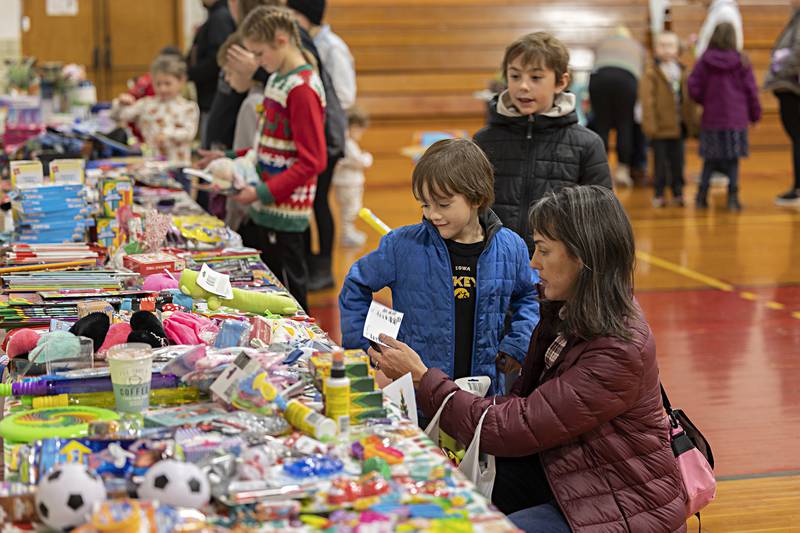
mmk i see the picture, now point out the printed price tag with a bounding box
[197,263,234,300]
[363,300,404,347]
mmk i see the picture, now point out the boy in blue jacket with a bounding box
[339,138,539,394]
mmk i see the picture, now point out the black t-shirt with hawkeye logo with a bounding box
[445,238,485,380]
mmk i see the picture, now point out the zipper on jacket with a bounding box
[519,115,536,246]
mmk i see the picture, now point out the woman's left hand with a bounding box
[368,335,428,387]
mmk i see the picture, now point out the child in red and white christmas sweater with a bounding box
[207,6,326,309]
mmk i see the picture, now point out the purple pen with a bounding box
[2,373,179,397]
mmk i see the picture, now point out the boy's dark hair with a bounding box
[709,22,737,51]
[502,32,570,84]
[347,105,369,128]
[529,185,636,341]
[239,0,285,22]
[159,46,182,57]
[412,138,494,212]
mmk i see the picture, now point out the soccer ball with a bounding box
[137,459,210,508]
[35,462,107,531]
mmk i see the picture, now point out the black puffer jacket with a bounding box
[474,92,611,253]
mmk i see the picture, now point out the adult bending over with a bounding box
[371,185,687,532]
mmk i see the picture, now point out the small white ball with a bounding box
[35,462,107,531]
[138,459,210,508]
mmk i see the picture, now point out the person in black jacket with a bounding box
[187,0,236,146]
[475,32,612,255]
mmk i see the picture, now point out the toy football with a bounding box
[138,459,210,509]
[35,462,107,531]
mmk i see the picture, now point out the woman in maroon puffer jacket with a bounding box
[371,185,687,532]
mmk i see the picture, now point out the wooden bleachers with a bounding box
[327,0,797,180]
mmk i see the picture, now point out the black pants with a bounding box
[777,92,800,190]
[652,138,685,198]
[492,454,554,515]
[239,221,308,310]
[589,67,638,166]
[698,158,739,197]
[305,157,339,267]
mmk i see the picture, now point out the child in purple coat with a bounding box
[689,22,761,211]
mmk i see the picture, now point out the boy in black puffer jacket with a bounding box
[475,32,612,255]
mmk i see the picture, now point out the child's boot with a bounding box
[727,189,742,212]
[614,164,633,188]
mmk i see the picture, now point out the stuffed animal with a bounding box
[5,328,43,358]
[70,311,169,353]
[179,269,298,315]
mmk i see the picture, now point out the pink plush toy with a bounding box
[98,323,133,354]
[164,312,216,345]
[143,273,180,292]
[6,329,42,358]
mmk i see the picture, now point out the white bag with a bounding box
[424,390,497,498]
[458,403,496,498]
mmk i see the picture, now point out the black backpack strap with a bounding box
[660,382,673,413]
[660,383,679,428]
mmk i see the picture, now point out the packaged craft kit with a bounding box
[0,158,516,532]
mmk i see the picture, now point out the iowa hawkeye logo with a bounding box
[453,276,475,300]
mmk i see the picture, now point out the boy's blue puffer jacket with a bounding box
[339,209,539,393]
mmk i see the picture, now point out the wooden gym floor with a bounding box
[308,137,800,530]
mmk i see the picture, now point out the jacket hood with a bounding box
[700,48,743,71]
[489,91,578,129]
[496,90,576,118]
[423,208,504,244]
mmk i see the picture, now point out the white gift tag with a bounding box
[210,351,261,403]
[197,263,234,300]
[363,300,403,346]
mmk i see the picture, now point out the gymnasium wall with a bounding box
[327,0,796,180]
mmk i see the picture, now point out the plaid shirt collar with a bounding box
[544,305,569,370]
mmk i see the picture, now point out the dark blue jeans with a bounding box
[507,501,571,533]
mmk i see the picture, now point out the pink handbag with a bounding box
[661,385,716,520]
